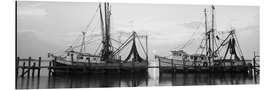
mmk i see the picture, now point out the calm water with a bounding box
[16,68,259,89]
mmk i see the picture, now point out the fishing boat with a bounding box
[48,2,148,73]
[155,5,251,72]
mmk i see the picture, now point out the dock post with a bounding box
[71,54,74,65]
[87,58,90,66]
[252,52,256,77]
[146,35,149,70]
[87,58,90,73]
[183,58,186,72]
[253,51,258,83]
[132,59,135,73]
[171,59,174,72]
[38,57,41,77]
[16,57,20,77]
[119,62,122,73]
[158,58,161,71]
[21,62,25,77]
[53,57,57,75]
[27,57,32,77]
[71,54,74,73]
[48,61,52,77]
[194,59,197,71]
[253,52,256,68]
[54,57,56,66]
[32,63,36,77]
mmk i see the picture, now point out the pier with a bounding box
[16,57,153,77]
[15,56,260,78]
[16,57,43,77]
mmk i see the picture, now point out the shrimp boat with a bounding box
[48,3,148,73]
[155,6,250,72]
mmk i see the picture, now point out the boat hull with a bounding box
[51,60,148,73]
[157,56,251,73]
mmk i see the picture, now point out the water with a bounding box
[16,68,259,89]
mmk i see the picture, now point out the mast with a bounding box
[100,2,113,61]
[204,5,216,66]
[211,5,215,58]
[104,2,112,51]
[204,8,211,65]
[99,4,105,44]
[207,5,216,66]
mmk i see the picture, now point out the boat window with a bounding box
[194,57,197,60]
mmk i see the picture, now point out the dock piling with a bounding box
[16,57,19,77]
[21,62,25,77]
[158,58,161,70]
[38,57,41,77]
[48,61,52,77]
[32,63,36,77]
[171,59,175,72]
[27,57,31,77]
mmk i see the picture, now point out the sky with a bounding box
[17,1,259,60]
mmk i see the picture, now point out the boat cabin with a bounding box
[170,50,207,62]
[65,51,102,63]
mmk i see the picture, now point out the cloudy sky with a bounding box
[17,1,259,60]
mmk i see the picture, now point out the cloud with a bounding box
[17,3,47,16]
[237,25,259,33]
[17,29,38,33]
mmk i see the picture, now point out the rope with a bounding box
[112,33,135,56]
[62,5,100,53]
[54,4,99,54]
[50,4,104,57]
[86,13,100,34]
[233,34,244,57]
[94,42,102,55]
[172,17,204,51]
[111,38,123,44]
[195,37,204,54]
[71,38,101,49]
[71,35,82,47]
[135,34,147,57]
[83,5,100,33]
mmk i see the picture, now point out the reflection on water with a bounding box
[16,68,259,89]
[159,72,257,86]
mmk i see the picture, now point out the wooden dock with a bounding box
[16,57,156,77]
[16,57,44,77]
[15,54,260,78]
